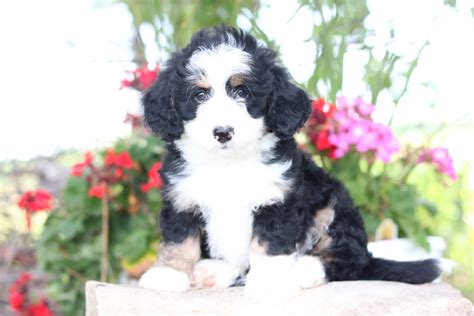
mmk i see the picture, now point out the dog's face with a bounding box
[143,26,311,153]
[180,44,263,151]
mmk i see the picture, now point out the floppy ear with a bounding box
[265,66,311,139]
[142,67,184,142]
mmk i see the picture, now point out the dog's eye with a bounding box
[194,89,208,103]
[235,86,249,99]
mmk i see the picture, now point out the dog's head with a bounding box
[143,26,311,152]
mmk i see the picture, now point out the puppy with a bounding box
[139,26,440,300]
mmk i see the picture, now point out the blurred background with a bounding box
[1,0,473,315]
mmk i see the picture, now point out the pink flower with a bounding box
[353,97,375,116]
[327,97,398,161]
[306,96,398,162]
[418,147,457,180]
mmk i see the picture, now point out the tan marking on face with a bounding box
[195,76,210,89]
[229,74,246,87]
[249,238,268,256]
[154,237,201,278]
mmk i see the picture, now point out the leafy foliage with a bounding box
[33,0,474,312]
[37,133,164,315]
[303,97,458,246]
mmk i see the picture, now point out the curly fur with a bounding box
[140,25,440,295]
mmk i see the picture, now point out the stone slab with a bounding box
[85,280,473,315]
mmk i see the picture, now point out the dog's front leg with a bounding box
[139,206,202,291]
[245,206,327,301]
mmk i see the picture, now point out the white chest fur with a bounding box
[169,135,292,270]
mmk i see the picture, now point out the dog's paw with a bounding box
[138,266,190,291]
[192,259,241,289]
[244,255,300,302]
[292,256,327,289]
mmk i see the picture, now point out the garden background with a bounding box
[1,0,473,315]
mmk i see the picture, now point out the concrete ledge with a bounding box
[86,281,473,315]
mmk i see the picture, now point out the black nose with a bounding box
[213,126,234,143]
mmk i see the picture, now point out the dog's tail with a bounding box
[360,257,441,284]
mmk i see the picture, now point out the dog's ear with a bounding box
[143,66,184,142]
[265,65,311,139]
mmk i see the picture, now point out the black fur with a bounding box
[143,25,311,142]
[143,25,440,286]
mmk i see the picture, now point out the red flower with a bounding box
[120,65,159,91]
[315,130,332,151]
[18,190,52,212]
[18,190,53,229]
[328,147,338,160]
[15,273,33,286]
[105,149,134,169]
[120,78,133,89]
[88,183,107,199]
[71,164,86,177]
[116,152,134,169]
[9,273,54,316]
[140,162,163,192]
[104,149,116,166]
[136,65,160,90]
[71,152,94,177]
[26,298,54,316]
[311,98,336,123]
[9,285,24,312]
[9,273,32,313]
[115,167,123,178]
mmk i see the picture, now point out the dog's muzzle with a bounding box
[213,126,234,144]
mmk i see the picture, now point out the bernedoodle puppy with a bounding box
[138,25,440,300]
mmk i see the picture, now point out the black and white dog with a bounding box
[139,26,440,300]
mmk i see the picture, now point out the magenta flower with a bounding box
[354,97,375,116]
[326,97,399,162]
[418,147,457,180]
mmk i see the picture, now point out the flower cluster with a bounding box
[71,150,136,199]
[418,147,457,180]
[306,98,337,156]
[120,64,160,91]
[17,190,53,230]
[105,149,135,170]
[140,162,163,192]
[71,152,93,177]
[71,150,163,198]
[306,96,399,162]
[9,273,54,316]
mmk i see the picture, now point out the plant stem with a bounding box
[100,193,109,282]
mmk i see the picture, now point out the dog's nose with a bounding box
[213,126,234,143]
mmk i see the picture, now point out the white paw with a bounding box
[138,266,190,291]
[292,256,326,289]
[192,259,241,289]
[244,255,301,302]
